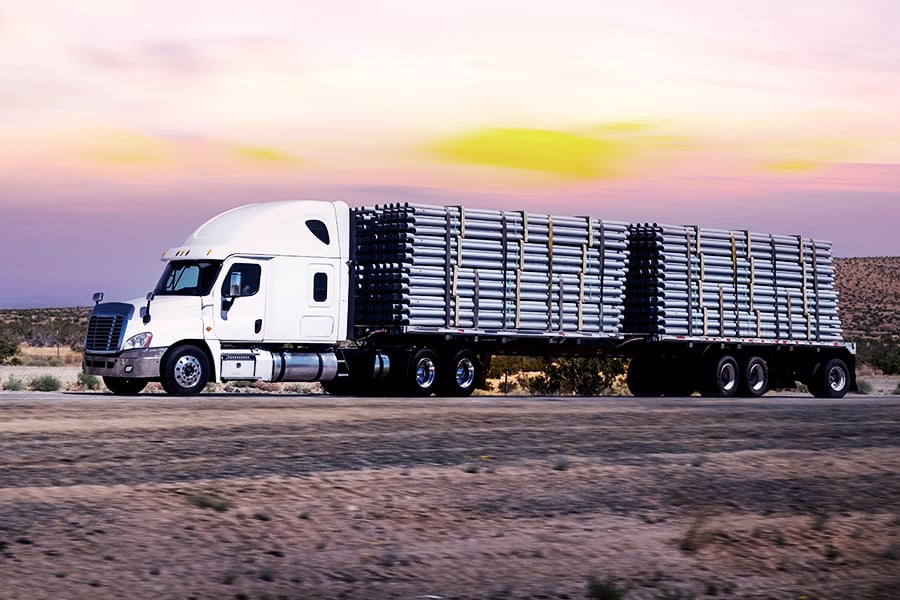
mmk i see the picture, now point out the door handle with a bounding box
[255,319,262,334]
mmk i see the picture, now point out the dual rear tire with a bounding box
[627,353,771,398]
[406,348,482,397]
[700,354,771,398]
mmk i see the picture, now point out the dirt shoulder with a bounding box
[0,395,898,599]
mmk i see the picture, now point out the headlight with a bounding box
[123,332,153,350]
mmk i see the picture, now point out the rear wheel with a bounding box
[701,354,739,397]
[406,348,439,396]
[810,358,850,398]
[103,377,147,395]
[441,350,482,397]
[627,356,662,397]
[739,356,768,397]
[161,345,210,396]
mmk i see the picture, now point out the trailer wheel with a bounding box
[810,358,850,398]
[161,345,210,396]
[441,350,482,397]
[407,348,439,396]
[739,356,768,397]
[701,354,739,397]
[103,377,148,396]
[627,356,662,397]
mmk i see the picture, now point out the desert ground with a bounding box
[0,393,898,600]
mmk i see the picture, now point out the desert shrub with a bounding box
[586,575,626,600]
[0,333,19,365]
[186,492,231,512]
[486,355,544,378]
[856,336,900,375]
[518,373,558,396]
[3,376,24,391]
[856,378,872,395]
[552,456,570,471]
[29,375,61,392]
[517,357,626,396]
[77,373,101,390]
[495,377,518,394]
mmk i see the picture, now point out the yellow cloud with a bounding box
[235,145,300,165]
[87,131,173,166]
[431,128,632,178]
[767,160,823,172]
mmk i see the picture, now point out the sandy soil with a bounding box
[0,394,898,600]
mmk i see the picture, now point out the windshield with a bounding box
[154,260,222,296]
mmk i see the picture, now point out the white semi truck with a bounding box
[83,200,856,398]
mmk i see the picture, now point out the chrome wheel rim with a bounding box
[719,362,737,393]
[174,354,203,389]
[415,357,436,389]
[827,365,847,392]
[455,358,476,389]
[747,363,766,394]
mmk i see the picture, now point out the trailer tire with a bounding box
[406,348,439,396]
[810,358,850,398]
[739,356,768,397]
[103,377,148,396]
[441,350,482,397]
[701,354,739,397]
[161,345,210,396]
[627,356,662,397]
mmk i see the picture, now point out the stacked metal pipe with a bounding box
[352,204,630,336]
[623,224,843,342]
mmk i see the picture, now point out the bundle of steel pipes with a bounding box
[352,204,630,336]
[623,224,843,342]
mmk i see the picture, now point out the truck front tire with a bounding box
[103,377,148,395]
[162,345,210,396]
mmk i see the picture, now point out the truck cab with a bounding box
[83,200,352,395]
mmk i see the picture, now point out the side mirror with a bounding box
[228,271,243,298]
[92,292,104,305]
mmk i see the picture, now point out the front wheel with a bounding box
[161,345,210,396]
[103,377,148,395]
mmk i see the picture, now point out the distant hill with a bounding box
[835,257,900,340]
[1,257,897,351]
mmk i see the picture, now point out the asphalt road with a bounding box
[2,393,898,516]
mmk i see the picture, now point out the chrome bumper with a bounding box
[83,348,166,379]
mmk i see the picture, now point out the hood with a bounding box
[87,295,205,352]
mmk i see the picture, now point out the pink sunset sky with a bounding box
[1,0,899,307]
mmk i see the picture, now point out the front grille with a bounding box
[85,315,125,352]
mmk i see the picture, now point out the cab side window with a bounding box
[221,263,261,296]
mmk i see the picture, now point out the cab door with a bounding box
[214,259,268,342]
